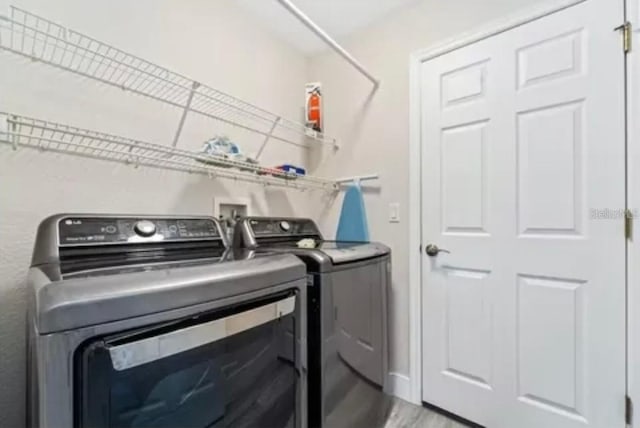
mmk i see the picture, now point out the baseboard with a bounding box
[386,372,413,402]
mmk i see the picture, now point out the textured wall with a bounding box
[307,0,543,381]
[0,0,315,426]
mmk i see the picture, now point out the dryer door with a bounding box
[74,291,302,428]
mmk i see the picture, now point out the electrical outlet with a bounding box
[389,203,400,223]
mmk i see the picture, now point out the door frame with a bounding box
[626,1,640,426]
[407,0,607,406]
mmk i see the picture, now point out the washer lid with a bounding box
[317,241,390,264]
[31,253,305,334]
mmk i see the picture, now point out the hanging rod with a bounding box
[276,0,380,88]
[335,174,379,185]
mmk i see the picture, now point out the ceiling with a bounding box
[235,0,420,55]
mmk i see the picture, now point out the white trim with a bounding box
[408,49,423,405]
[411,0,586,63]
[407,0,588,407]
[626,0,639,426]
[387,372,412,402]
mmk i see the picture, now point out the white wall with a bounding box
[0,0,314,425]
[307,0,543,394]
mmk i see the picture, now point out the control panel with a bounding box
[248,218,321,238]
[58,217,221,246]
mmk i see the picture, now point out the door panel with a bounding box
[516,29,584,89]
[442,267,492,389]
[421,30,503,423]
[420,1,626,427]
[516,274,587,422]
[441,60,489,108]
[441,121,489,235]
[516,101,584,236]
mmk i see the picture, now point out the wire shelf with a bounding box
[0,6,338,150]
[0,113,339,191]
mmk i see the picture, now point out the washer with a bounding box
[27,214,307,428]
[234,217,392,428]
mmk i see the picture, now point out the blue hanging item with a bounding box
[336,183,370,242]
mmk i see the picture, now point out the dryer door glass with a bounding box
[74,292,300,428]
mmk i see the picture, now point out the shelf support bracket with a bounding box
[128,142,140,168]
[0,114,17,150]
[255,116,281,160]
[335,174,379,185]
[172,81,200,148]
[10,120,17,150]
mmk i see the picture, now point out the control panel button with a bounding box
[134,220,156,237]
[280,221,291,232]
[105,225,117,234]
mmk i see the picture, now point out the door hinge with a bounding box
[627,395,633,426]
[626,209,634,241]
[615,22,632,53]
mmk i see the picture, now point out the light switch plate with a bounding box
[389,202,400,223]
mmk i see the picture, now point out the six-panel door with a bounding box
[420,1,627,427]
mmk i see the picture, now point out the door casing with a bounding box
[625,0,640,427]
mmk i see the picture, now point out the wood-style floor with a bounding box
[382,399,470,428]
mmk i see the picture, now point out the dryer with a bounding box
[27,214,307,428]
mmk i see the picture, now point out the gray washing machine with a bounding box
[27,214,307,428]
[233,217,392,428]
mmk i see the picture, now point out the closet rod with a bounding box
[276,0,380,88]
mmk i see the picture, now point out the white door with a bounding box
[420,1,626,427]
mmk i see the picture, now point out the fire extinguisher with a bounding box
[307,88,321,132]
